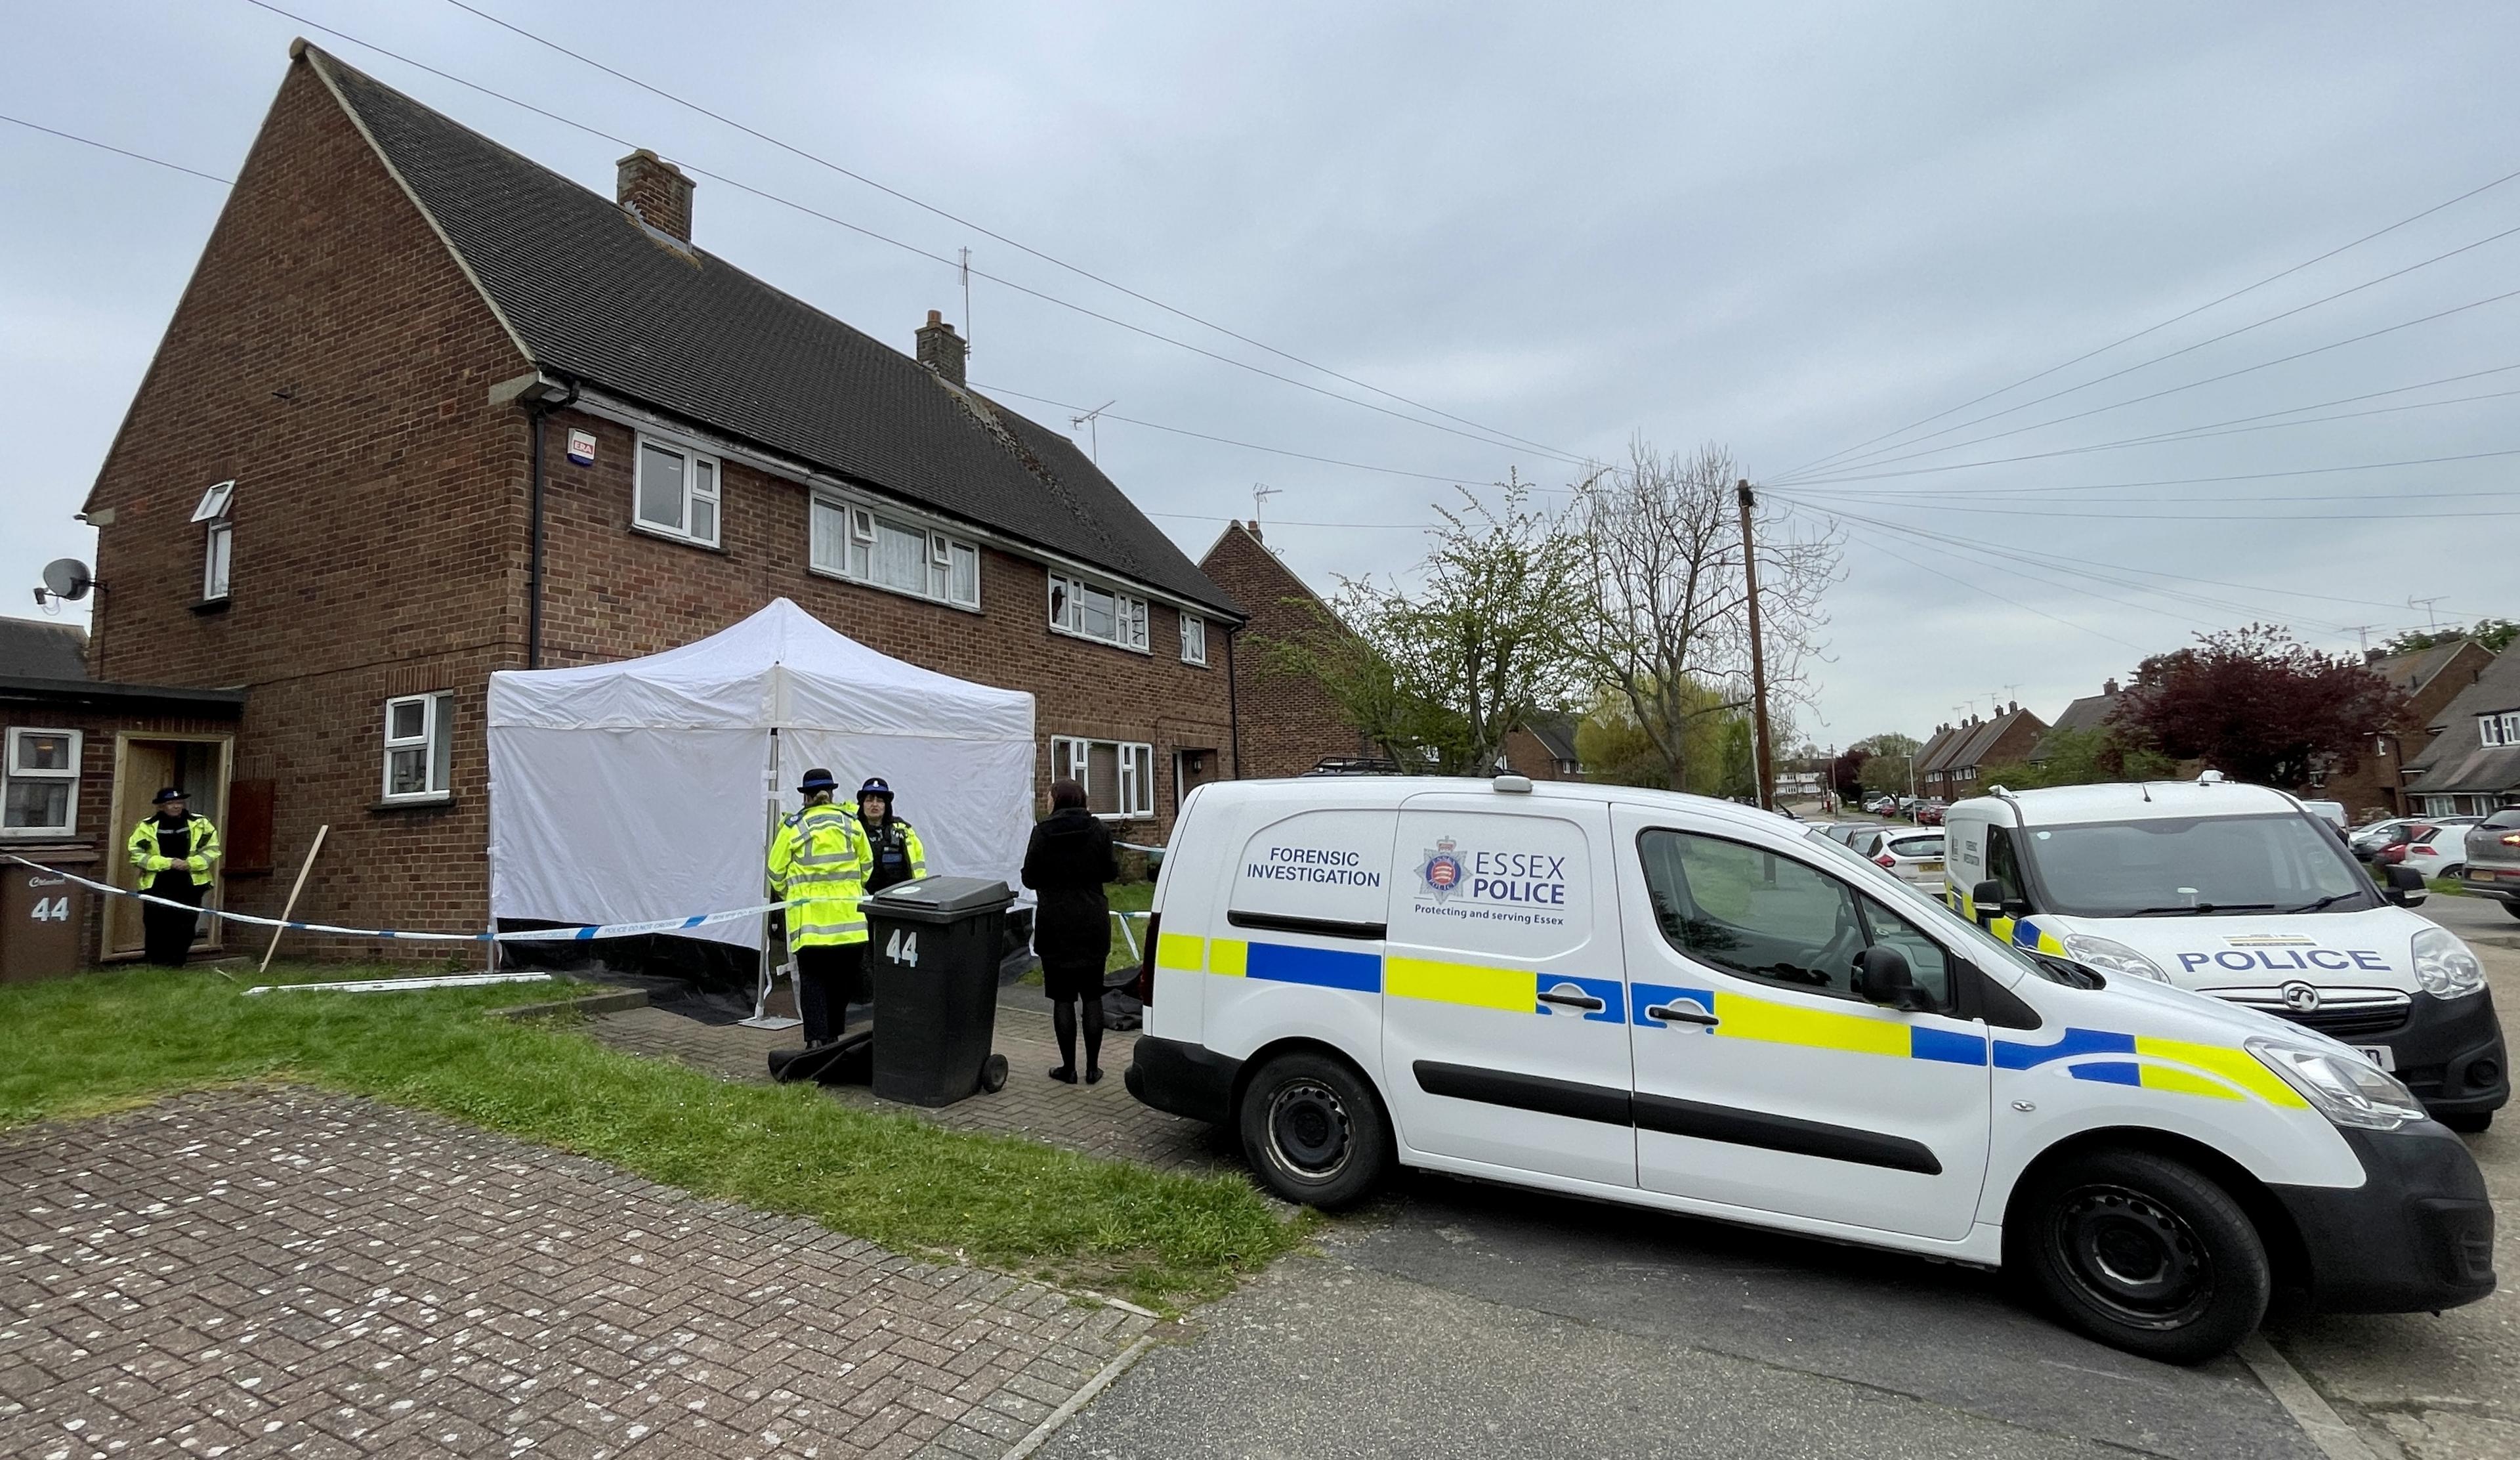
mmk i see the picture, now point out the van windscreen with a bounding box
[2021,813,2377,917]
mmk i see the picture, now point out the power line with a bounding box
[1776,161,2520,481]
[1779,286,2520,486]
[1782,218,2520,483]
[971,383,1486,484]
[1145,511,1429,529]
[0,112,232,184]
[1818,517,2154,652]
[1771,444,2520,504]
[432,0,1584,465]
[236,0,1592,468]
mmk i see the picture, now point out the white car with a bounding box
[2353,816,2479,859]
[2399,823,2476,878]
[1125,774,2494,1363]
[1942,776,2504,1130]
[1857,827,1948,893]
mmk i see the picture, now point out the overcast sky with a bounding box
[5,1,2513,747]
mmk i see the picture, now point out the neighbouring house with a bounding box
[65,43,1242,961]
[1196,521,1372,779]
[1503,716,1582,781]
[1920,703,2046,800]
[2400,645,2520,818]
[2030,678,2122,764]
[2320,639,2496,820]
[1,616,249,973]
[1906,723,1961,800]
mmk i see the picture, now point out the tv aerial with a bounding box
[33,558,94,612]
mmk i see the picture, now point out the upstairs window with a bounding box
[1048,574,1148,651]
[381,693,453,803]
[2,728,81,836]
[810,500,980,609]
[193,479,234,602]
[2487,716,2506,748]
[635,438,720,547]
[1180,612,1208,666]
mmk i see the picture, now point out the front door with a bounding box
[1614,808,1992,1241]
[1379,795,1634,1188]
[108,736,230,958]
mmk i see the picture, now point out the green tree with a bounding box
[1267,482,1585,775]
[1855,731,1922,797]
[2380,618,2519,656]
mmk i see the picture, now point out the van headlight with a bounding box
[2060,933,2170,983]
[2248,1037,2428,1130]
[2411,926,2486,998]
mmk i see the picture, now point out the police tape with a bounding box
[1,854,785,944]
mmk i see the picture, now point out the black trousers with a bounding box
[794,941,867,1044]
[142,877,205,967]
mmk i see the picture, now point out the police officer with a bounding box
[853,777,927,894]
[126,787,220,967]
[766,768,872,1044]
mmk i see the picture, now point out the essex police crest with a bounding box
[1416,837,1466,901]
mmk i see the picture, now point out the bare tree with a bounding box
[1567,441,1839,791]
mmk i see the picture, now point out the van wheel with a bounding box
[2013,1149,2268,1364]
[1237,1051,1390,1210]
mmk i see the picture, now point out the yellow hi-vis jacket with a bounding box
[127,814,222,886]
[768,802,872,947]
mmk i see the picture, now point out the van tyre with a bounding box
[2013,1149,2269,1363]
[1238,1051,1390,1210]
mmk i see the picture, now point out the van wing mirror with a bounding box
[1853,946,1931,1011]
[1970,880,2005,924]
[2383,864,2428,907]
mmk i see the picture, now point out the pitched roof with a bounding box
[1914,724,1963,776]
[2368,640,2471,697]
[2403,647,2520,794]
[1939,708,2046,772]
[1522,714,1580,765]
[0,617,88,681]
[306,48,1237,618]
[2032,689,2118,760]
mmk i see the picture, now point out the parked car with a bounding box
[2399,823,2475,878]
[1858,827,1948,893]
[1826,823,1876,849]
[1865,795,1900,815]
[2458,810,2520,920]
[1913,800,1947,827]
[1128,774,2494,1362]
[2354,816,2479,861]
[1941,777,2504,1130]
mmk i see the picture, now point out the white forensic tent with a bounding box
[487,598,1036,948]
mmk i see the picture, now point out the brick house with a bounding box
[1502,717,1582,781]
[2318,639,2496,820]
[1919,704,2046,800]
[1196,521,1372,779]
[2030,679,2121,765]
[68,44,1242,957]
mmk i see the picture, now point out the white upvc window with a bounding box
[1180,612,1208,666]
[2487,715,2508,748]
[381,693,454,803]
[634,437,721,547]
[810,498,980,609]
[2,728,81,836]
[1047,574,1148,652]
[194,479,235,601]
[1051,736,1155,819]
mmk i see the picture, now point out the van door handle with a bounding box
[1646,1005,1719,1027]
[1537,991,1606,1012]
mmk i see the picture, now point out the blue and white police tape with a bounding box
[3,854,784,944]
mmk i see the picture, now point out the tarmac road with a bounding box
[1040,895,2515,1460]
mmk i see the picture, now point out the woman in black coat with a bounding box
[1022,779,1120,1084]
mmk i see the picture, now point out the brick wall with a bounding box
[81,56,530,956]
[2322,641,2495,820]
[530,406,1232,838]
[1198,523,1367,779]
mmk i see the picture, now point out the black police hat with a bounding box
[797,767,838,793]
[152,786,189,804]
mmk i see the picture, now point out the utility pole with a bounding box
[1737,479,1774,811]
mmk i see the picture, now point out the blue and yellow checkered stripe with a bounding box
[1154,932,2305,1108]
[1948,888,2067,956]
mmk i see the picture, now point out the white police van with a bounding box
[1942,777,2506,1132]
[1125,775,2494,1362]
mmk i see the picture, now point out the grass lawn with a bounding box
[0,962,1303,1308]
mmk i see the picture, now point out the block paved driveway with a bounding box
[0,1089,1155,1460]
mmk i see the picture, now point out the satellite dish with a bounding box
[40,559,93,603]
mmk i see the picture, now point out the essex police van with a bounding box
[1124,775,2494,1362]
[1941,777,2508,1132]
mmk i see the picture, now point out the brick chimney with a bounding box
[616,150,694,244]
[2103,677,2120,695]
[1245,519,1263,542]
[917,311,967,386]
